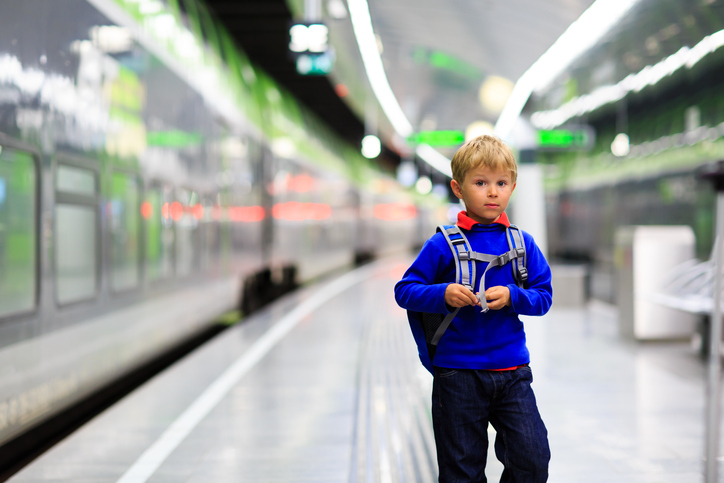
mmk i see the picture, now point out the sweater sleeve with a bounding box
[507,232,553,317]
[394,238,452,314]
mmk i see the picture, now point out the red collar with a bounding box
[456,210,511,229]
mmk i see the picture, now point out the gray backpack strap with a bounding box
[459,251,497,263]
[437,225,476,291]
[475,247,524,312]
[505,224,528,288]
[431,225,477,347]
[431,307,459,346]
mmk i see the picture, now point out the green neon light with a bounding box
[408,130,465,146]
[413,48,481,80]
[538,129,590,148]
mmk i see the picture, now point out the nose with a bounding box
[489,184,498,197]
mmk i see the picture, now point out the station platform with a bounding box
[8,256,711,482]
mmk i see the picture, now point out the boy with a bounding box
[394,135,552,482]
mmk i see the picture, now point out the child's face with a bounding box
[451,165,516,225]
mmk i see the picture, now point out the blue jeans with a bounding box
[432,366,550,483]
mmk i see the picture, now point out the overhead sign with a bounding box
[537,127,594,150]
[295,51,334,76]
[289,21,334,76]
[407,130,465,147]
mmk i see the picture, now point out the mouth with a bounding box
[484,204,499,208]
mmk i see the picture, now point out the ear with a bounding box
[450,179,463,199]
[511,182,516,193]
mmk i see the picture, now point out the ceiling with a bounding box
[205,0,597,173]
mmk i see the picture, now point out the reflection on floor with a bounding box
[525,300,708,483]
[7,257,717,482]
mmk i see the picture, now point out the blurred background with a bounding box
[3,0,724,481]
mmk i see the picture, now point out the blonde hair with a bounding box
[450,135,518,184]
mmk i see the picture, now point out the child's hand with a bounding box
[445,283,480,308]
[483,286,511,310]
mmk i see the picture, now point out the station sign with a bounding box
[407,130,465,147]
[289,21,334,76]
[295,51,334,76]
[537,126,594,150]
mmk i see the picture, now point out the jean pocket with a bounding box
[436,367,458,378]
[515,364,533,381]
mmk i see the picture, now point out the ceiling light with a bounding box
[347,0,454,177]
[415,144,452,178]
[531,29,724,129]
[361,134,381,158]
[465,121,494,141]
[416,176,432,195]
[397,161,417,187]
[479,75,514,114]
[346,0,413,137]
[611,133,630,156]
[494,0,641,140]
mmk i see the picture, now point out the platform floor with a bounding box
[8,256,720,482]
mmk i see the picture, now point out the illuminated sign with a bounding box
[296,52,334,75]
[537,127,594,150]
[289,21,334,76]
[289,23,329,53]
[407,130,465,147]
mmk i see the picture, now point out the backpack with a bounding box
[412,224,528,370]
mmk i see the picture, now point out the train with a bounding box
[0,0,444,447]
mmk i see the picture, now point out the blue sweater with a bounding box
[394,213,552,373]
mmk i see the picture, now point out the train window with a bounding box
[144,186,174,282]
[109,172,140,292]
[55,205,97,304]
[0,147,37,318]
[55,163,97,305]
[56,165,95,196]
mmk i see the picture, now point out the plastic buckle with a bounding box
[516,247,525,257]
[518,266,528,283]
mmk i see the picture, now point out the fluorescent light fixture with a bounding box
[347,0,453,178]
[415,144,453,178]
[494,0,640,140]
[531,29,724,129]
[347,0,413,137]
